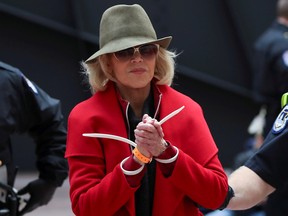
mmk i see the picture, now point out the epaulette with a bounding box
[0,61,38,94]
[0,61,22,75]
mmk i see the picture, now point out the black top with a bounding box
[253,21,288,104]
[245,104,288,189]
[0,61,68,186]
[128,87,156,216]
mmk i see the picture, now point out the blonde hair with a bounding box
[81,47,177,94]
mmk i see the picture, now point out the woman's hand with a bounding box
[134,114,167,158]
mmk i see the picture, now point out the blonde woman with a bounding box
[66,4,228,216]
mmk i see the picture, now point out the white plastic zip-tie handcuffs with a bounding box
[83,106,185,146]
[83,106,185,174]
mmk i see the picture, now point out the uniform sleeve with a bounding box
[12,72,68,186]
[24,78,68,186]
[245,127,288,189]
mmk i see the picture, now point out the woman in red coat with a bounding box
[65,4,228,216]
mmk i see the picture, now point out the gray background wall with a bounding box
[0,0,277,170]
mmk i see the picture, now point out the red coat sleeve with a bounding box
[153,86,228,211]
[66,92,138,216]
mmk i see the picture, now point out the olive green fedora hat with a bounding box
[85,4,172,63]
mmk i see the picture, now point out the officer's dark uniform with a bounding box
[245,103,288,215]
[0,61,68,214]
[252,21,288,215]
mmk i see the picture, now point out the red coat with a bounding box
[66,82,228,216]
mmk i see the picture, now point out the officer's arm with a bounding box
[29,88,68,186]
[21,77,68,186]
[227,166,275,210]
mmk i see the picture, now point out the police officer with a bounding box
[226,93,288,213]
[0,61,68,215]
[252,0,288,136]
[251,1,288,214]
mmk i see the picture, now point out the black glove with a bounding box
[17,179,57,215]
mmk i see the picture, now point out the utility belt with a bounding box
[0,165,8,203]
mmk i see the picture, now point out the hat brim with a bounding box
[85,36,172,63]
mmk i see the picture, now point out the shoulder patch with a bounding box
[24,77,38,94]
[272,105,288,134]
[282,50,288,67]
[0,61,22,74]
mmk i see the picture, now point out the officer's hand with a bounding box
[17,179,57,215]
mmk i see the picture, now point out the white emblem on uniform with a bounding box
[272,105,288,134]
[282,50,288,67]
[24,77,38,94]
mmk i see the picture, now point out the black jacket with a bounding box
[253,21,288,104]
[0,61,68,186]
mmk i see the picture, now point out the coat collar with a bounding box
[110,80,162,120]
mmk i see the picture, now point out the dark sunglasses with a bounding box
[113,44,159,62]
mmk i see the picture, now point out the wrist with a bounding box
[218,186,235,210]
[120,157,145,176]
[155,146,179,163]
[156,140,169,157]
[132,147,152,164]
[133,155,145,165]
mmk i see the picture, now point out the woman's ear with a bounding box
[106,62,112,70]
[105,63,113,76]
[102,56,116,80]
[104,55,113,69]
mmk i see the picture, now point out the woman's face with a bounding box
[107,44,158,91]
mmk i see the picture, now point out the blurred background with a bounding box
[0,0,278,214]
